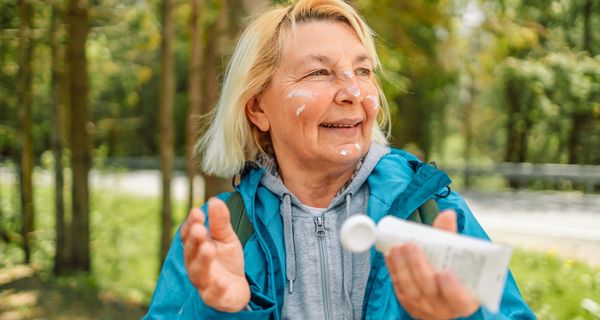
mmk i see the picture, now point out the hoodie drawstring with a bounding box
[343,193,354,317]
[281,194,296,293]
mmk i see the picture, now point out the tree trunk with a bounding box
[567,112,586,164]
[463,88,475,189]
[201,0,233,199]
[17,0,34,265]
[67,0,91,272]
[198,0,266,198]
[186,0,204,210]
[504,79,527,188]
[51,0,68,275]
[582,0,593,55]
[159,0,175,267]
[567,0,594,165]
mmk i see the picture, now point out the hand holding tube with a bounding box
[384,211,479,319]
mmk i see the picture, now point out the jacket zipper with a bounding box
[314,215,332,320]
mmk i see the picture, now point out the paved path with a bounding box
[462,190,600,266]
[2,168,599,265]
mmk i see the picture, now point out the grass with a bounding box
[1,177,600,319]
[0,177,186,317]
[511,249,600,320]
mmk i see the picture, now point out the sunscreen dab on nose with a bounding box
[347,85,361,97]
[343,70,354,78]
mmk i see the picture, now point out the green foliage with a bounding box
[357,0,456,157]
[0,180,186,304]
[511,249,600,319]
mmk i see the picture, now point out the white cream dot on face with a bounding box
[366,95,379,110]
[340,149,350,156]
[295,104,305,117]
[287,89,314,99]
[343,70,354,78]
[354,143,362,152]
[347,85,361,97]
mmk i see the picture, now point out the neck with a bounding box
[275,157,357,208]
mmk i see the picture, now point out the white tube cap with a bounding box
[340,215,377,253]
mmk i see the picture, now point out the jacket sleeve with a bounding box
[436,190,537,320]
[142,208,276,319]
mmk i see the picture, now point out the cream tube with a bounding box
[340,215,512,313]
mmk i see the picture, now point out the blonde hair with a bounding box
[198,0,390,177]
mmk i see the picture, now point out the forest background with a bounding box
[1,0,599,318]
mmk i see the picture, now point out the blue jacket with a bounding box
[144,148,536,319]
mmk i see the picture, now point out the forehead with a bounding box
[280,20,371,67]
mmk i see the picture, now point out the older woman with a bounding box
[144,0,535,319]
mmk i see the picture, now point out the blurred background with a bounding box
[1,0,599,318]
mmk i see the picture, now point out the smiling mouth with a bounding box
[319,120,362,129]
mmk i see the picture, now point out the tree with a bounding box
[17,0,34,264]
[567,0,596,164]
[200,0,233,199]
[158,0,175,266]
[186,0,204,210]
[67,0,91,271]
[50,0,69,275]
[199,0,268,198]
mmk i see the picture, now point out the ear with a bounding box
[246,96,270,132]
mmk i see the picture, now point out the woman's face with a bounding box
[247,21,380,170]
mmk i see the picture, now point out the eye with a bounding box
[309,69,329,76]
[356,68,371,77]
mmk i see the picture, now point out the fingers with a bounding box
[386,245,421,299]
[183,223,207,266]
[181,207,205,241]
[403,244,437,297]
[385,244,438,316]
[207,198,237,242]
[192,240,217,290]
[436,271,480,317]
[386,243,478,319]
[433,209,457,233]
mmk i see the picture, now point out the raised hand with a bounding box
[384,210,480,319]
[180,198,251,312]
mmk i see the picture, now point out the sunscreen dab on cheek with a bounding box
[295,104,306,117]
[366,95,379,110]
[287,89,314,99]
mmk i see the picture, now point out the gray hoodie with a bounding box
[259,144,390,320]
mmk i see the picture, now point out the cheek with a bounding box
[286,87,330,120]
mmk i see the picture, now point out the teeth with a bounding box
[320,123,357,128]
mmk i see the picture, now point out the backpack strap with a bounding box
[225,188,439,251]
[225,191,254,248]
[406,198,439,226]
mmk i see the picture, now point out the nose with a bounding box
[334,76,363,106]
